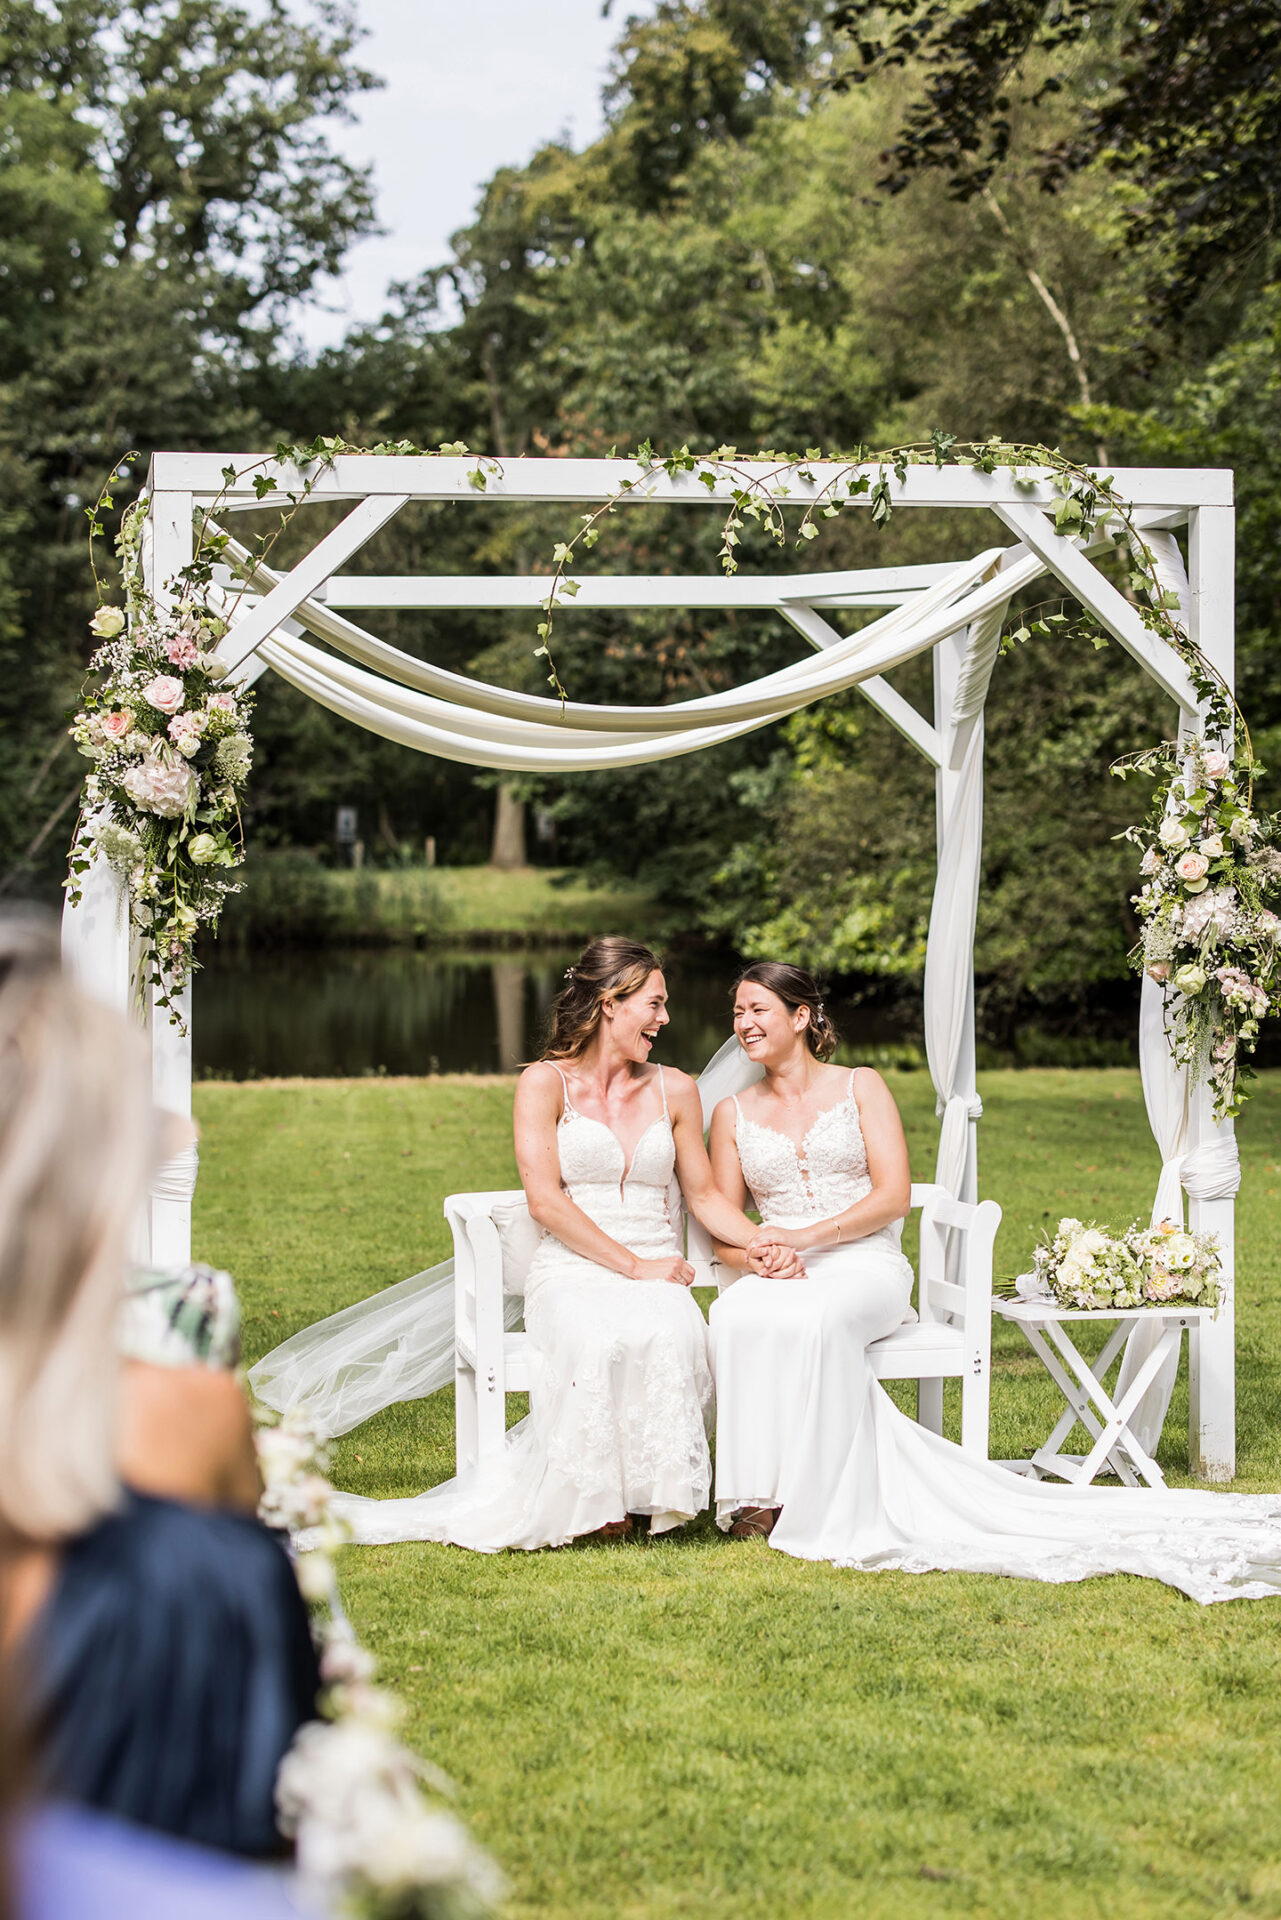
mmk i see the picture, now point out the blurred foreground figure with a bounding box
[0,914,317,1858]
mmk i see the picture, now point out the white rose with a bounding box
[1200,832,1226,858]
[1166,1233,1197,1271]
[1158,818,1190,851]
[1172,962,1207,996]
[89,605,126,639]
[187,831,219,865]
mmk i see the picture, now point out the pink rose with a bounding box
[1146,961,1171,983]
[165,631,199,669]
[101,709,133,742]
[121,750,196,819]
[1175,851,1209,884]
[167,710,205,743]
[143,674,185,715]
[1203,750,1231,779]
[206,690,237,714]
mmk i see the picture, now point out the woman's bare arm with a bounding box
[513,1064,691,1284]
[667,1073,760,1246]
[116,1361,262,1512]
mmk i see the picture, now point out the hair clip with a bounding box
[564,966,576,982]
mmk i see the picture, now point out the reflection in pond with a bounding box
[193,948,926,1080]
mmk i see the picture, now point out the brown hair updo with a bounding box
[543,936,663,1061]
[735,960,839,1061]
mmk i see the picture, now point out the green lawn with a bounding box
[195,1070,1281,1919]
[326,864,677,945]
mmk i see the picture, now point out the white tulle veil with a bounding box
[248,1035,763,1438]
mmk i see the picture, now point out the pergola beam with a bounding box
[318,561,963,611]
[149,452,1234,514]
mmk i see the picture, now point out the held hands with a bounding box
[746,1223,806,1260]
[746,1237,806,1279]
[633,1254,697,1287]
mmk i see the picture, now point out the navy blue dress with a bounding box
[28,1491,319,1857]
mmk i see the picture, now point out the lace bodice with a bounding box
[735,1071,887,1232]
[524,1067,681,1291]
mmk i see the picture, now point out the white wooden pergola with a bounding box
[63,453,1239,1475]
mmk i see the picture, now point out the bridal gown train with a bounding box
[323,1067,714,1552]
[711,1072,1281,1604]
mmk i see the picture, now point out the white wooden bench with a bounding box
[446,1180,1001,1470]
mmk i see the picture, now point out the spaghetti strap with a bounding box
[549,1062,575,1119]
[847,1067,857,1099]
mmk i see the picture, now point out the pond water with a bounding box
[193,948,926,1080]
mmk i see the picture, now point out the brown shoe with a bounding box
[729,1506,779,1539]
[584,1515,635,1543]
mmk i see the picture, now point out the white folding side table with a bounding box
[991,1299,1217,1488]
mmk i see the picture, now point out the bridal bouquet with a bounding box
[1017,1216,1222,1312]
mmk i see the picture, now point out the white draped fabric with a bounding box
[207,534,1050,772]
[922,603,1006,1195]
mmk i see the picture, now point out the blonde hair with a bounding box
[0,913,157,1542]
[542,937,663,1061]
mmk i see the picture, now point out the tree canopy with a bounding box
[7,0,1279,1043]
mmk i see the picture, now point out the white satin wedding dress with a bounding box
[711,1071,1281,1604]
[319,1066,713,1552]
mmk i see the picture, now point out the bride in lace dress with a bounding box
[325,939,775,1553]
[708,961,1281,1604]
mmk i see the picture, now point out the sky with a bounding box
[296,0,629,350]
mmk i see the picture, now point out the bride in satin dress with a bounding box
[323,938,778,1553]
[708,961,1281,1604]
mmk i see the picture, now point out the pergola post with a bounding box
[1186,503,1237,1480]
[144,485,196,1267]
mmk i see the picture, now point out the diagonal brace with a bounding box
[992,502,1199,714]
[217,494,410,672]
[780,603,943,766]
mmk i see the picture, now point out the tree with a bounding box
[831,0,1281,319]
[0,0,380,897]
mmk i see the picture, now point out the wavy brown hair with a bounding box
[735,961,839,1062]
[543,937,663,1061]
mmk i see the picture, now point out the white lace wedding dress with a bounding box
[712,1071,1281,1604]
[323,1067,713,1552]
